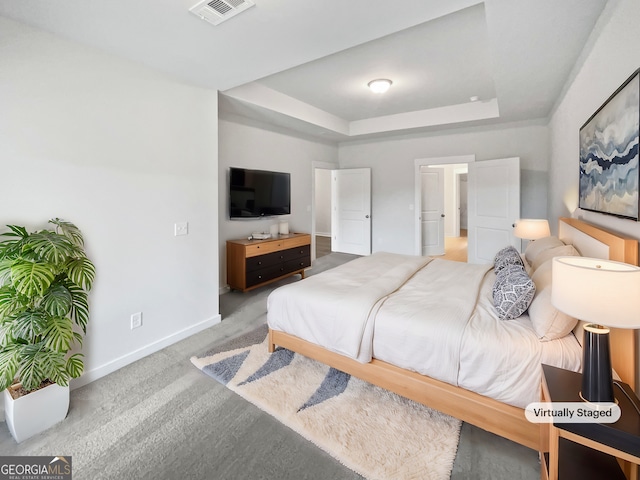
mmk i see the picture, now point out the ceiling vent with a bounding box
[189,0,255,26]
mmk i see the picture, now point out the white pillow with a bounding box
[531,244,580,272]
[529,257,578,341]
[528,288,578,341]
[524,236,564,265]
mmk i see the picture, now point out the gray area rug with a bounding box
[192,331,462,480]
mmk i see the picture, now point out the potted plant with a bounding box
[0,218,94,442]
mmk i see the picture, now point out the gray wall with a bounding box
[338,121,550,254]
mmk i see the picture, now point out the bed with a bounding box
[266,218,639,452]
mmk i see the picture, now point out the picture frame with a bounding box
[579,68,640,220]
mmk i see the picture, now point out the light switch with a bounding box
[174,222,189,236]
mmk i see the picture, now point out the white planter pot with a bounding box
[4,383,70,443]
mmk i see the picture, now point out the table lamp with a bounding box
[552,256,640,403]
[513,219,551,240]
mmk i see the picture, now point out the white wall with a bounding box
[549,0,640,241]
[218,113,339,291]
[315,169,332,236]
[0,17,220,391]
[339,121,550,254]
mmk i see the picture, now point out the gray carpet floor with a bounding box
[0,253,540,480]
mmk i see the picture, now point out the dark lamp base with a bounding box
[581,324,614,403]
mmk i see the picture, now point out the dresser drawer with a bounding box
[245,250,282,272]
[245,245,311,272]
[245,241,286,257]
[245,264,286,287]
[281,236,312,249]
[282,244,310,261]
[284,255,311,272]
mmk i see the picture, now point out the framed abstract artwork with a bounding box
[579,68,640,220]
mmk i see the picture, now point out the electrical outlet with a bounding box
[131,312,142,329]
[174,222,189,236]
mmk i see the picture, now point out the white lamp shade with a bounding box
[513,219,550,240]
[551,256,640,328]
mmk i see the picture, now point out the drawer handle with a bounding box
[258,275,262,279]
[280,267,284,271]
[279,255,284,259]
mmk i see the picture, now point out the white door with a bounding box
[467,157,520,264]
[420,167,445,256]
[331,168,372,255]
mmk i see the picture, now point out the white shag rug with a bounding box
[191,334,461,480]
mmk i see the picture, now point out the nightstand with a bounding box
[541,364,640,480]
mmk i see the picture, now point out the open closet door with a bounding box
[331,168,371,255]
[467,157,520,264]
[420,167,445,256]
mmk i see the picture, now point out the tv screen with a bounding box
[229,167,291,218]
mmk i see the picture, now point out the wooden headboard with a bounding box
[558,217,639,390]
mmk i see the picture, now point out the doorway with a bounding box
[312,164,372,259]
[442,171,468,262]
[314,167,332,258]
[312,162,335,260]
[415,155,474,262]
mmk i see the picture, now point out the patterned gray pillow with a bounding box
[492,264,536,320]
[493,246,524,273]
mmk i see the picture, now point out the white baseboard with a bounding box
[219,284,230,295]
[70,315,222,390]
[316,232,331,237]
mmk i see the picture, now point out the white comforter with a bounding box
[267,252,432,362]
[267,252,582,408]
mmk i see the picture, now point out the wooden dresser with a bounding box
[226,233,311,292]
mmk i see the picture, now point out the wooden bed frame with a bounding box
[267,217,638,452]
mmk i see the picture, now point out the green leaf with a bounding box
[0,285,27,319]
[17,343,48,391]
[42,316,74,352]
[0,344,20,390]
[11,260,55,297]
[42,283,73,317]
[1,225,28,240]
[0,226,29,261]
[41,349,68,386]
[0,323,12,347]
[66,353,84,379]
[10,311,49,341]
[49,219,84,248]
[0,259,13,285]
[67,283,89,333]
[26,231,78,265]
[66,258,95,291]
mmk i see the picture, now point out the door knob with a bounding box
[365,215,370,218]
[441,214,445,217]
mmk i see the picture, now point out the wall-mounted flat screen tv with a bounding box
[229,167,291,218]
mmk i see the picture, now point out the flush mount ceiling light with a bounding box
[368,79,392,93]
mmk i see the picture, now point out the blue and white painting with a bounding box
[579,71,639,220]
